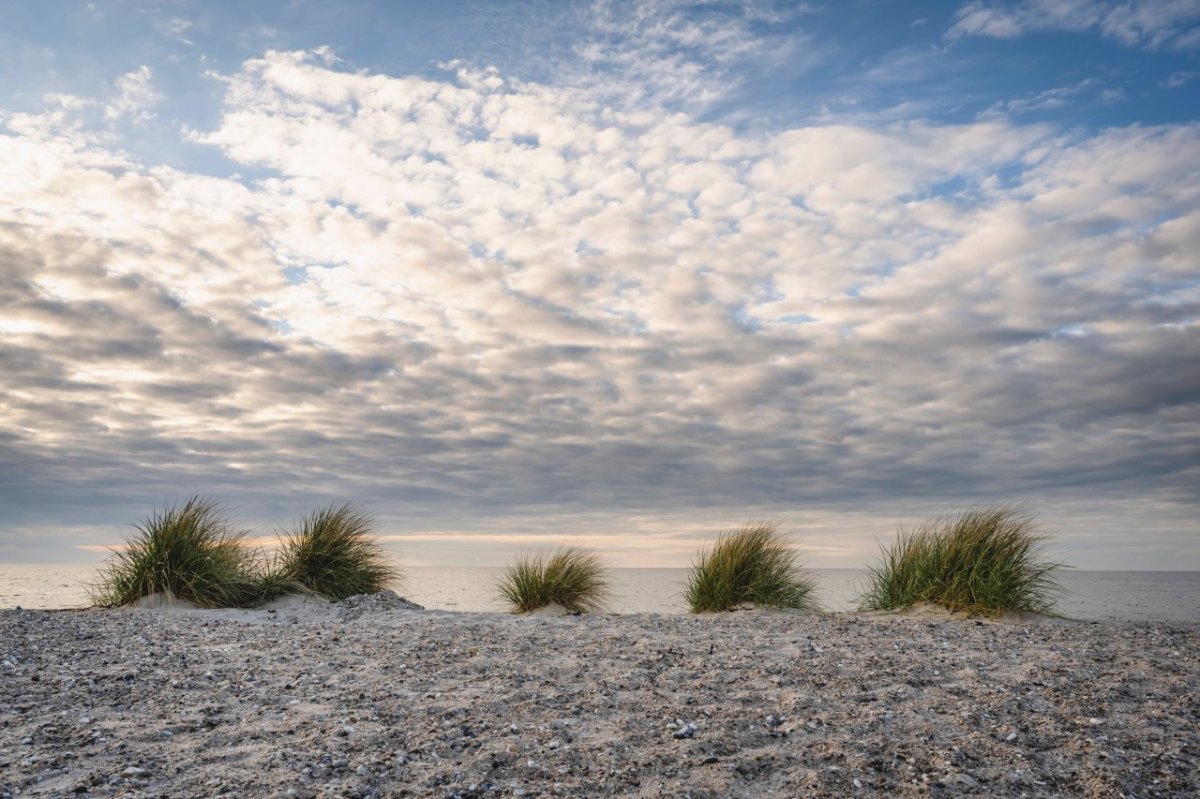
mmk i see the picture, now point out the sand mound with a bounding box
[127,592,202,611]
[526,602,580,617]
[336,590,425,619]
[865,601,1067,624]
[260,592,332,612]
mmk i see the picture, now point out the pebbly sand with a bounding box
[1,595,1197,798]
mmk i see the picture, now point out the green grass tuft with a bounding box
[858,505,1064,617]
[272,503,399,601]
[89,497,263,608]
[685,523,817,612]
[498,546,610,613]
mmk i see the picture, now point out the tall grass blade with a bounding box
[498,547,609,613]
[89,497,262,608]
[859,506,1064,617]
[685,523,817,612]
[272,503,399,601]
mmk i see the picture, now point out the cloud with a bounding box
[2,47,1198,567]
[1165,69,1198,86]
[562,0,810,108]
[948,0,1200,49]
[979,78,1128,118]
[104,65,163,123]
[155,16,195,46]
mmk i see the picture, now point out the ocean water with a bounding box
[1,564,1197,622]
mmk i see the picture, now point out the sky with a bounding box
[1,0,1198,570]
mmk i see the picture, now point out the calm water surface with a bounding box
[1,564,1197,622]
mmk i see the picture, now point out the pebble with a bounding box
[672,723,697,739]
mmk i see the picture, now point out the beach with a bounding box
[2,598,1197,798]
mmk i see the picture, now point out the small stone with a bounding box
[672,723,697,740]
[1006,732,1017,742]
[123,766,146,777]
[853,778,863,788]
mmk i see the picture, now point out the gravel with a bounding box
[1,603,1196,797]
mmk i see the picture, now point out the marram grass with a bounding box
[89,497,263,608]
[859,506,1063,617]
[685,523,817,612]
[499,546,610,613]
[272,503,399,601]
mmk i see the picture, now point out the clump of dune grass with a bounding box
[498,546,610,613]
[859,506,1063,617]
[685,523,817,612]
[90,497,262,608]
[272,503,398,601]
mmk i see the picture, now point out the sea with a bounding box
[1,564,1198,622]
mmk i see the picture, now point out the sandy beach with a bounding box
[2,596,1197,798]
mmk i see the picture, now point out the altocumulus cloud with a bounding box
[1,47,1198,567]
[949,0,1200,49]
